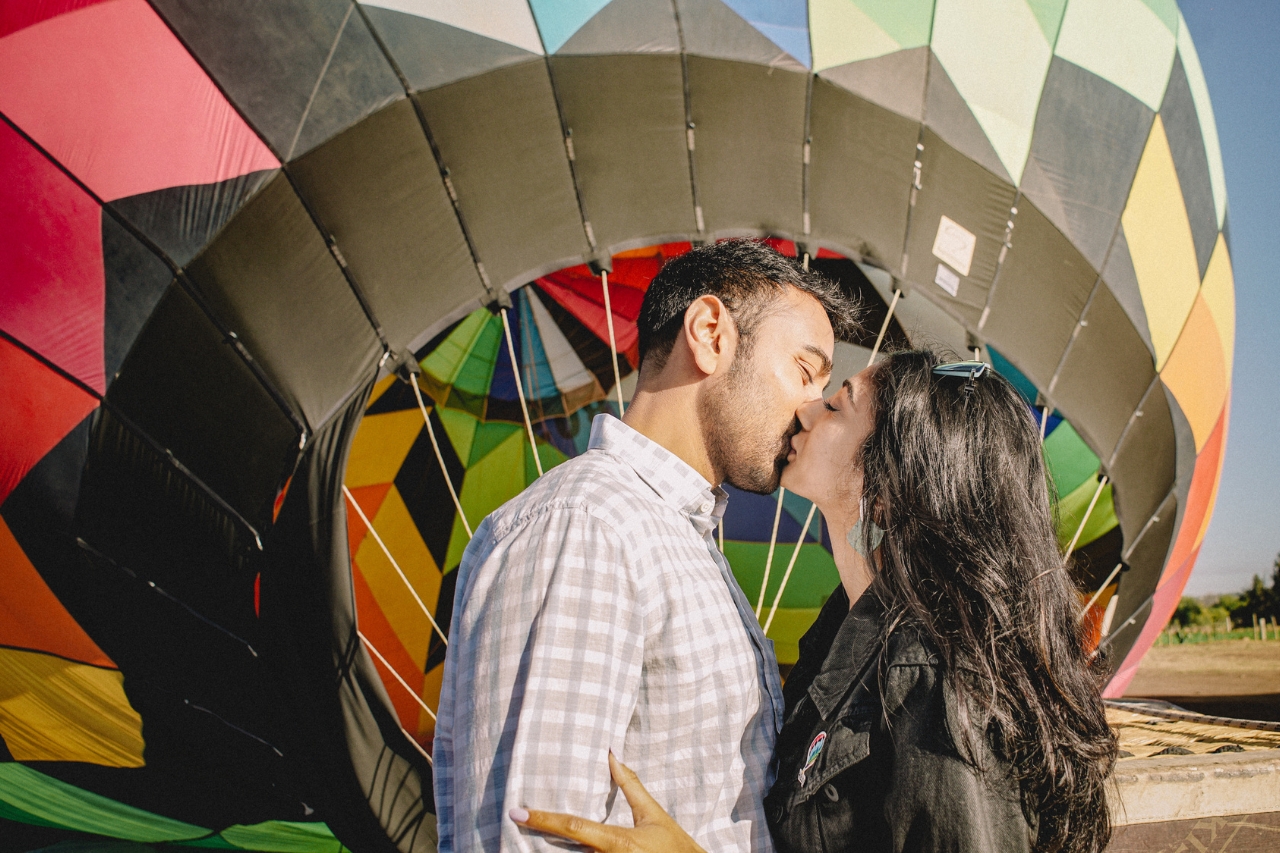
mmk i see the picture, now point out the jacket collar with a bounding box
[807,587,887,720]
[587,414,727,536]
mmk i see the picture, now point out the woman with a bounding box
[512,350,1117,853]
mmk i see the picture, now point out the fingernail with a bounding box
[509,807,530,823]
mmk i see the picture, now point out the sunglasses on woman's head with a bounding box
[932,360,988,394]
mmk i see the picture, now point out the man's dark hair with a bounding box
[636,240,861,370]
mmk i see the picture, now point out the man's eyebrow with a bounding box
[842,379,854,404]
[802,344,833,377]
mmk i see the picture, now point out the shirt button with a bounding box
[700,502,712,513]
[823,783,839,802]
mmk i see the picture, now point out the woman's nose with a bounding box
[796,397,823,430]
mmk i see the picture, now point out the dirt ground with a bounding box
[1123,638,1280,721]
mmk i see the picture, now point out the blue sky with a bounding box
[1180,2,1280,595]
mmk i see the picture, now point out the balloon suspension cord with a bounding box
[501,308,544,478]
[344,485,448,648]
[867,289,901,364]
[756,489,787,618]
[358,630,436,764]
[410,378,472,539]
[602,270,626,415]
[763,502,818,636]
[1064,475,1109,561]
[1080,561,1124,622]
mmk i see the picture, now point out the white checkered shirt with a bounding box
[434,414,784,852]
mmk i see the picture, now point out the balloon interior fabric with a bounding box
[0,1,1232,851]
[348,240,1134,749]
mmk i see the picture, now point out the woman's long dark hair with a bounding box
[858,350,1116,853]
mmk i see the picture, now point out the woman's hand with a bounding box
[509,752,707,853]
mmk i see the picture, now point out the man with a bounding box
[434,240,859,852]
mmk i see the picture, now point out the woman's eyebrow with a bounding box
[843,379,855,405]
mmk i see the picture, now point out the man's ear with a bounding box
[682,295,736,377]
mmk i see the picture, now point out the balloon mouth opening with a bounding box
[339,239,1120,741]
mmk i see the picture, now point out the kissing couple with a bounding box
[433,240,1117,853]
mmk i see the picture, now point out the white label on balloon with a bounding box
[932,216,976,277]
[934,264,960,297]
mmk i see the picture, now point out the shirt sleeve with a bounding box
[443,505,648,853]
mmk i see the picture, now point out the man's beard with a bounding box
[698,350,799,494]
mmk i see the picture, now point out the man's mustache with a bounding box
[781,415,802,449]
[773,416,803,473]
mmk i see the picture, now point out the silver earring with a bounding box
[847,498,884,556]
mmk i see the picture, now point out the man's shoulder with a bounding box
[485,448,658,537]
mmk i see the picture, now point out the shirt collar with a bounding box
[588,414,727,536]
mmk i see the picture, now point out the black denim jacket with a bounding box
[764,586,1033,853]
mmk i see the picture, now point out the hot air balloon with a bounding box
[0,1,1232,851]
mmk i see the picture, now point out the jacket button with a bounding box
[823,784,839,802]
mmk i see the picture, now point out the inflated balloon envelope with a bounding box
[0,1,1233,851]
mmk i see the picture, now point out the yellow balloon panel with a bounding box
[1199,233,1236,384]
[809,0,909,71]
[1122,115,1202,369]
[762,607,823,665]
[345,408,425,489]
[0,648,144,767]
[1160,294,1227,452]
[355,485,442,672]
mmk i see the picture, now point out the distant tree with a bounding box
[1229,555,1280,622]
[1173,597,1204,628]
[1234,576,1267,621]
[1218,592,1243,612]
[1202,605,1230,626]
[1217,592,1249,624]
[1270,554,1280,620]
